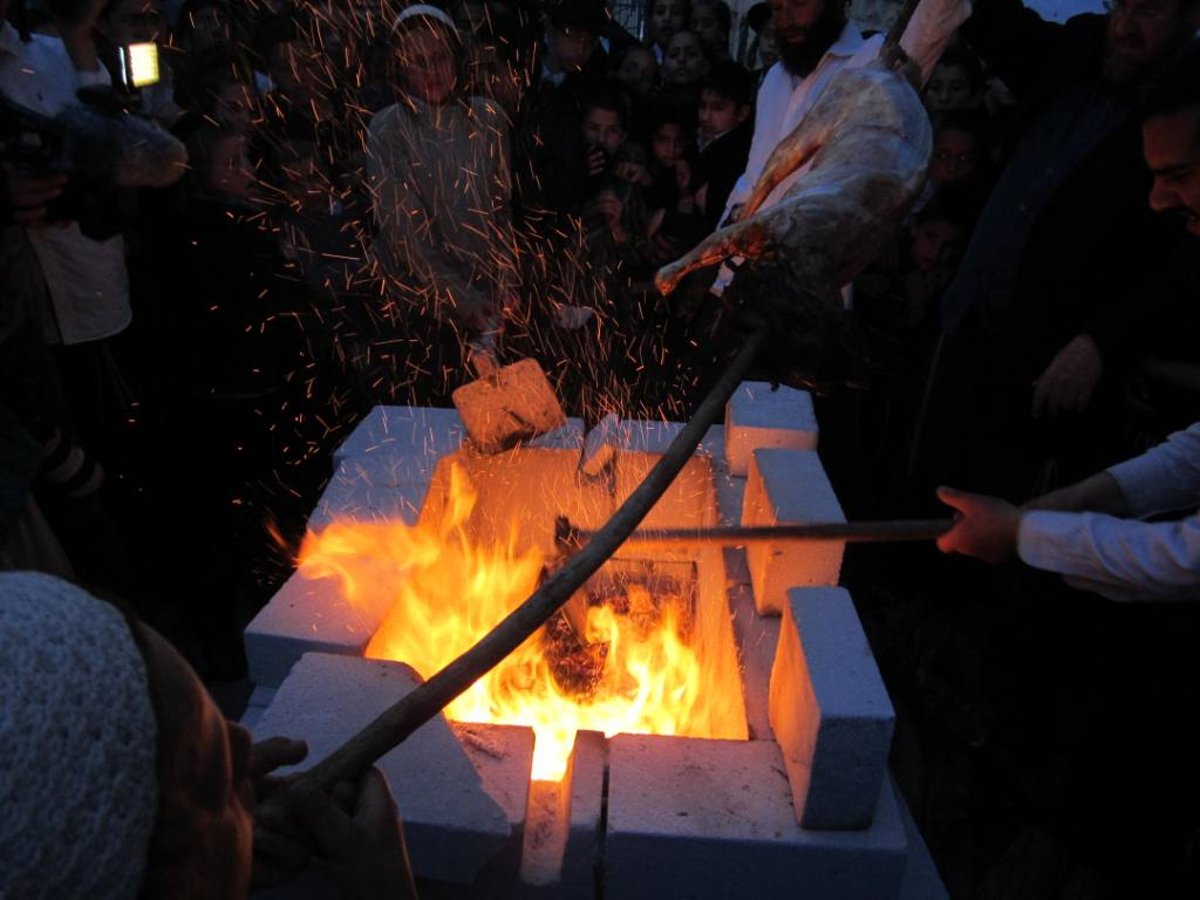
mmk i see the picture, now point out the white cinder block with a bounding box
[614,452,717,534]
[334,405,464,464]
[619,419,686,454]
[580,412,621,477]
[253,653,531,884]
[605,734,907,900]
[724,382,818,477]
[699,423,725,460]
[728,583,780,741]
[770,588,895,830]
[309,453,436,530]
[742,449,845,615]
[244,571,393,687]
[530,417,586,451]
[561,730,606,887]
[237,685,277,731]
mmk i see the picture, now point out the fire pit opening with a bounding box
[297,446,749,784]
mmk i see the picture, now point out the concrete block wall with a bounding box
[769,588,895,830]
[244,571,391,687]
[252,653,532,884]
[243,392,944,898]
[724,382,818,477]
[605,734,907,899]
[742,448,846,615]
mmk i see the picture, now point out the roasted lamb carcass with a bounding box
[654,58,933,300]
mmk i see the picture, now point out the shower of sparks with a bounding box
[170,0,703,581]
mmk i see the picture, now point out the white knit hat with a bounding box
[0,572,159,900]
[393,3,460,38]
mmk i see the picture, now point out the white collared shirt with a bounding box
[0,23,130,345]
[1018,423,1200,602]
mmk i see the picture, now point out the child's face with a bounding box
[214,82,257,133]
[547,22,597,73]
[397,25,458,104]
[651,0,688,47]
[208,134,256,201]
[615,47,657,96]
[924,63,975,113]
[911,218,963,272]
[664,31,706,86]
[697,88,746,140]
[284,153,328,211]
[930,129,980,185]
[582,107,626,155]
[690,2,725,51]
[652,122,685,167]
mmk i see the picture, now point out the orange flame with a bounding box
[298,462,745,781]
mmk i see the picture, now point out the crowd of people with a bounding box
[2,0,1200,895]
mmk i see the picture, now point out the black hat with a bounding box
[747,2,772,34]
[543,0,624,39]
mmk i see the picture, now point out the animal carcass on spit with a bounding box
[654,56,932,302]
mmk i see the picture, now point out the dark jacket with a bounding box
[954,4,1177,380]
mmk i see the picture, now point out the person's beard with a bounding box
[779,5,847,78]
[1100,23,1187,86]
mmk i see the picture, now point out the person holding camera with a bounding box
[0,0,131,348]
[0,0,139,587]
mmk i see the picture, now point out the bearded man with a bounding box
[927,0,1200,501]
[714,0,967,290]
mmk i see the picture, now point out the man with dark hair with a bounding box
[938,43,1200,602]
[928,0,1200,499]
[1143,48,1200,235]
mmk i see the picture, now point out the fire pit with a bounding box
[243,384,940,898]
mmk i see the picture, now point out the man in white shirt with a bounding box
[937,46,1200,602]
[712,0,968,292]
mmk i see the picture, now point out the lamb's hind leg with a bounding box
[655,218,773,295]
[734,110,832,222]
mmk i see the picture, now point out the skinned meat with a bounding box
[654,62,932,297]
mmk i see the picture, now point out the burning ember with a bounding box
[298,461,746,781]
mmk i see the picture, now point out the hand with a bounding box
[594,188,626,241]
[586,146,608,178]
[448,292,496,336]
[615,160,650,186]
[1031,333,1102,419]
[249,738,313,889]
[5,171,68,227]
[554,304,595,329]
[673,159,692,192]
[292,768,417,900]
[935,485,1021,564]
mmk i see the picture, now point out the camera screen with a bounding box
[119,42,160,89]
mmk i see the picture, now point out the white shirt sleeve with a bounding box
[899,0,973,85]
[1018,510,1200,603]
[1015,424,1200,602]
[1106,422,1200,518]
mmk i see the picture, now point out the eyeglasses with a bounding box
[1102,0,1171,21]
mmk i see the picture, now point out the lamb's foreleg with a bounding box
[655,218,774,295]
